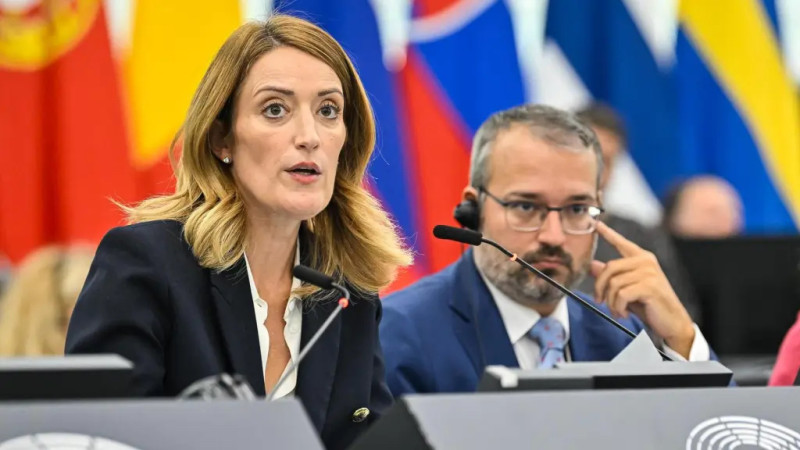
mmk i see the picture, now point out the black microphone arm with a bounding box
[266,265,351,401]
[433,225,673,361]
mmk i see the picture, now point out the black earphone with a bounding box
[453,197,480,231]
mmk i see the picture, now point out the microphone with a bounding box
[292,264,337,289]
[432,225,673,361]
[433,224,484,246]
[265,265,350,401]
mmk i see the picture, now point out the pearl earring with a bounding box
[222,156,231,164]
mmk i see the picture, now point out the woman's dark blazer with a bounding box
[65,219,393,450]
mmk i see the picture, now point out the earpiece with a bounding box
[453,198,480,231]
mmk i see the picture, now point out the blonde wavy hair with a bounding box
[123,15,412,295]
[0,246,94,356]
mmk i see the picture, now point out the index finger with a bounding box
[596,221,643,257]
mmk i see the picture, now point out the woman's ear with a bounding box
[210,120,231,162]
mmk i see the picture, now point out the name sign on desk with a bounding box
[0,399,323,450]
[351,387,800,450]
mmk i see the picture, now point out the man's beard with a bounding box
[476,243,590,308]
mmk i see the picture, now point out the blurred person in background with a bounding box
[662,176,744,239]
[0,246,94,356]
[770,312,800,386]
[575,103,699,321]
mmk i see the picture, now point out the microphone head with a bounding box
[433,225,483,246]
[292,265,335,289]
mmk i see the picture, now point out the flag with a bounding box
[0,1,135,262]
[273,0,800,292]
[0,1,242,263]
[4,0,799,286]
[123,0,242,197]
[676,0,800,232]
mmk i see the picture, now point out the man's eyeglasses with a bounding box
[480,187,604,235]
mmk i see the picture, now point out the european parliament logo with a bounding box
[0,433,140,450]
[687,416,800,449]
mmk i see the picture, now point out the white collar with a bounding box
[244,241,302,315]
[474,252,571,345]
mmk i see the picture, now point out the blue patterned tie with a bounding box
[528,317,567,369]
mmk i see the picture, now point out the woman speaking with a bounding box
[66,14,411,450]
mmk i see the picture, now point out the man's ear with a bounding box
[209,120,231,162]
[462,186,479,203]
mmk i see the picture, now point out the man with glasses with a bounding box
[380,104,711,396]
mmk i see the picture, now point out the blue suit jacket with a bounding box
[382,250,673,396]
[66,220,392,450]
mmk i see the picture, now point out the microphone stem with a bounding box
[481,238,673,362]
[267,286,350,401]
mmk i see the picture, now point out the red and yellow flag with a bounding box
[0,0,135,262]
[0,1,241,262]
[124,1,241,198]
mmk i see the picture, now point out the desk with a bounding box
[352,386,800,449]
[0,398,323,449]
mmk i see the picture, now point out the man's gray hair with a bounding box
[469,104,603,189]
